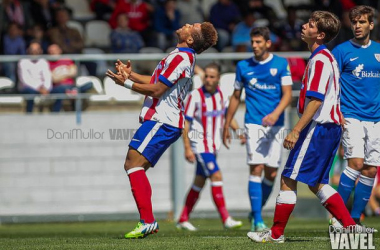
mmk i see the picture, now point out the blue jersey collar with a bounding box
[201,85,218,95]
[177,47,195,54]
[310,45,327,59]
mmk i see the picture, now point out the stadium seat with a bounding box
[65,0,95,20]
[76,76,110,102]
[103,76,142,102]
[82,48,109,76]
[192,74,203,90]
[219,73,235,98]
[196,47,218,68]
[136,47,164,74]
[0,77,22,105]
[67,20,84,38]
[85,21,111,47]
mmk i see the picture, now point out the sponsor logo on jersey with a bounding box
[350,57,359,61]
[352,64,380,79]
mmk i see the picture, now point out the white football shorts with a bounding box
[245,123,285,168]
[342,118,380,166]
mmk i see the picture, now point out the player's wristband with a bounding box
[124,80,134,89]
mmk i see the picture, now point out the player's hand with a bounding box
[283,129,300,150]
[222,126,231,149]
[106,69,126,86]
[185,148,196,163]
[239,133,246,145]
[39,87,49,95]
[262,113,279,127]
[116,59,132,76]
[340,112,346,130]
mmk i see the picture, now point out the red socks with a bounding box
[211,182,229,223]
[179,186,201,223]
[271,190,297,239]
[127,167,155,223]
[316,185,356,227]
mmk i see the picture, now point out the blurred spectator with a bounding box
[109,0,153,44]
[278,6,304,51]
[209,0,240,51]
[232,12,255,52]
[90,0,116,20]
[2,22,26,82]
[176,0,204,26]
[26,24,50,54]
[287,57,306,90]
[48,7,84,54]
[328,10,353,50]
[48,44,92,111]
[313,0,343,20]
[110,13,145,53]
[235,0,278,27]
[153,0,181,51]
[18,42,52,113]
[30,0,56,31]
[47,7,97,76]
[371,10,380,43]
[0,0,33,33]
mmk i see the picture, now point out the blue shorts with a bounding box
[129,120,181,167]
[282,121,342,187]
[195,153,220,177]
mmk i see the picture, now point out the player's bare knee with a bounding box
[349,159,364,171]
[250,164,264,176]
[210,171,222,182]
[362,165,377,178]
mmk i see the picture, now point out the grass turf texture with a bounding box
[1,217,379,250]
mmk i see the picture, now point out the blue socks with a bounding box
[351,175,374,219]
[261,177,274,206]
[249,175,263,224]
[337,167,360,203]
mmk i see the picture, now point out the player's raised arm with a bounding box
[116,59,152,84]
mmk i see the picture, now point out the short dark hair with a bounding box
[191,22,218,54]
[349,5,375,23]
[250,27,270,41]
[205,63,221,74]
[309,11,341,43]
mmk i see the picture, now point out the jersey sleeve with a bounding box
[305,58,330,101]
[159,54,191,87]
[184,90,198,121]
[234,63,244,90]
[280,60,293,86]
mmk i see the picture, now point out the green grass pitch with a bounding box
[1,217,379,249]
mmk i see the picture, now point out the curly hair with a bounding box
[191,22,218,54]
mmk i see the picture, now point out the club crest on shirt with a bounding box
[270,68,277,76]
[375,54,380,62]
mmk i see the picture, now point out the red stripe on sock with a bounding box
[128,169,155,223]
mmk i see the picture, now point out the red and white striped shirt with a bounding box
[298,45,341,124]
[139,47,195,128]
[184,86,228,154]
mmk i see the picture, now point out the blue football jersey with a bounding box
[234,54,292,126]
[332,40,380,122]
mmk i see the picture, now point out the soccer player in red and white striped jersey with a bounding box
[177,63,244,231]
[107,22,218,239]
[248,11,361,244]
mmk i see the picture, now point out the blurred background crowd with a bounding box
[0,0,380,112]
